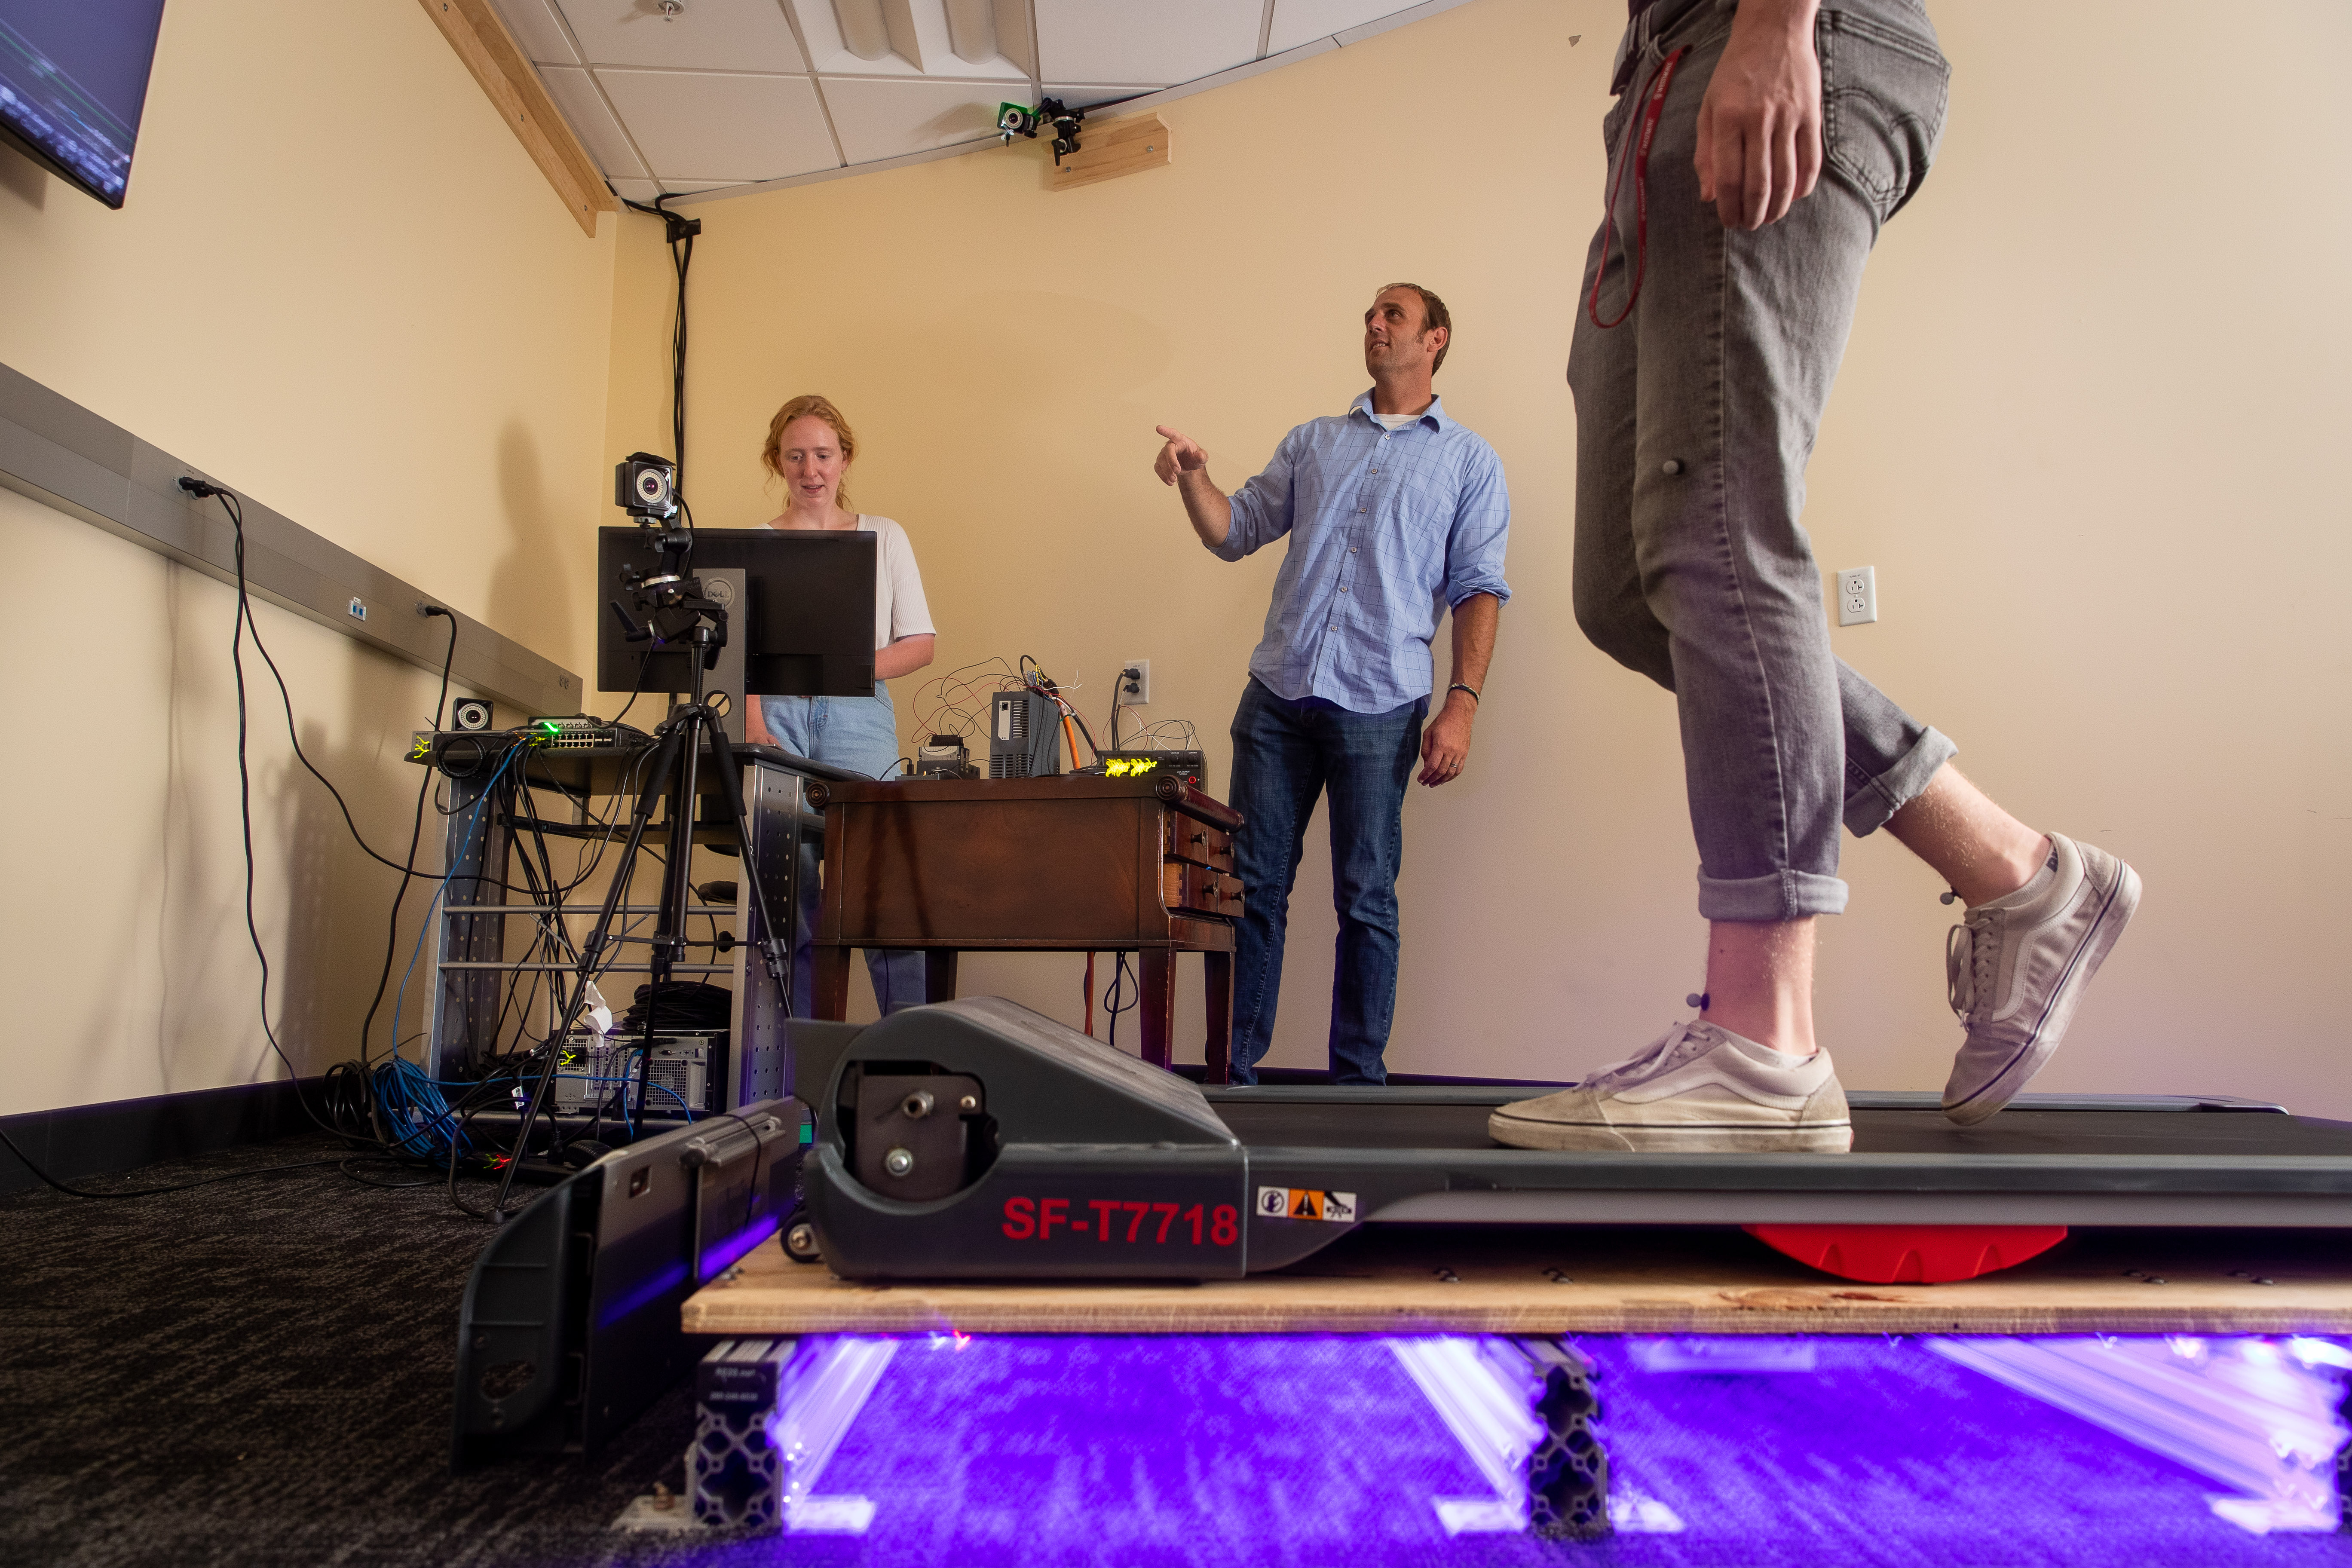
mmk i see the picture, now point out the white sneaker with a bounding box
[1488,1021,1852,1153]
[1942,833,2141,1126]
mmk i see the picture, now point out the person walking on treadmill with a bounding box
[1489,0,2138,1152]
[1153,283,1511,1086]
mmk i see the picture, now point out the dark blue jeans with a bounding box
[1226,678,1427,1085]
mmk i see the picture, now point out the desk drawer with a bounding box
[1163,815,1235,872]
[1162,860,1243,920]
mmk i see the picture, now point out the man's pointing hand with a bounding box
[1155,426,1207,485]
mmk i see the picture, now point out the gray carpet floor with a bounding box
[0,1133,716,1568]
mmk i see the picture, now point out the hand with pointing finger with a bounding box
[1155,423,1232,546]
[1154,425,1207,486]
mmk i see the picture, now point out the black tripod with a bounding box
[490,570,794,1218]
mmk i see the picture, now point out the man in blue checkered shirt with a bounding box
[1153,283,1511,1085]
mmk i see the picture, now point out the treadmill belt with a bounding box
[1209,1101,2352,1159]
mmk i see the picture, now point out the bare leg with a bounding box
[1701,919,1817,1058]
[1884,764,2049,907]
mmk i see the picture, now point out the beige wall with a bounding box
[13,0,2337,1121]
[604,0,2352,1116]
[0,0,615,1114]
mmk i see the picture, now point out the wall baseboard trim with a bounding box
[0,1079,329,1196]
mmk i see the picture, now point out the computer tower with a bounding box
[558,1031,722,1115]
[988,689,1063,778]
[644,1034,717,1115]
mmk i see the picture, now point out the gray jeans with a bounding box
[1569,0,1957,921]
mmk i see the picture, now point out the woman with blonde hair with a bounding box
[745,394,935,1014]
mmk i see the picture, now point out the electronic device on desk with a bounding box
[406,720,653,775]
[989,689,1063,778]
[1083,750,1207,789]
[451,698,493,732]
[915,734,978,779]
[556,1031,724,1115]
[408,728,516,772]
[524,716,649,752]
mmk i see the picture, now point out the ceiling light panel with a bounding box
[490,0,583,64]
[537,66,649,177]
[941,0,992,65]
[788,0,1025,80]
[1032,0,1264,87]
[1266,0,1416,55]
[595,68,838,180]
[819,77,1010,163]
[553,0,806,72]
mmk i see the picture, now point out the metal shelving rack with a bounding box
[421,742,831,1113]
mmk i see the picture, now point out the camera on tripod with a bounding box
[615,451,679,522]
[609,451,719,664]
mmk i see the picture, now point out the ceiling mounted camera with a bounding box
[998,98,1084,164]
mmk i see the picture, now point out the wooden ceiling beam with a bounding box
[416,0,615,236]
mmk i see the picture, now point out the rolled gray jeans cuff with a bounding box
[1843,725,1958,839]
[1697,868,1851,922]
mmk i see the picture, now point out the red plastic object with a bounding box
[1743,1224,2068,1283]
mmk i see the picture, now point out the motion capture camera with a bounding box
[614,451,678,521]
[998,98,1083,162]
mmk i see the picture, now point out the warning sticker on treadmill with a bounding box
[1257,1185,1357,1223]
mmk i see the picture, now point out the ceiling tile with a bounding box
[537,66,648,177]
[609,176,664,203]
[491,0,582,64]
[820,77,1007,164]
[787,0,1026,81]
[553,0,806,71]
[1031,0,1263,87]
[1266,0,1412,55]
[596,68,839,180]
[660,179,741,192]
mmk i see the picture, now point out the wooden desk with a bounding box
[804,774,1245,1081]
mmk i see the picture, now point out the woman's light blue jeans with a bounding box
[761,681,926,1016]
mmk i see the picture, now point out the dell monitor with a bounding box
[596,526,877,701]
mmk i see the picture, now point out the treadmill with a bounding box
[790,998,2352,1283]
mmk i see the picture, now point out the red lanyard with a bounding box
[1587,45,1689,331]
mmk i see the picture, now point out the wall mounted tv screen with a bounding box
[0,0,168,208]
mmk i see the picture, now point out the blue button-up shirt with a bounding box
[1210,391,1510,713]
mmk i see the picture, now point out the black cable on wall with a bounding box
[620,193,702,502]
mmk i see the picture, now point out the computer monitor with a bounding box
[0,0,168,209]
[596,527,877,700]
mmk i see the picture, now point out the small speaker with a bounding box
[452,698,493,732]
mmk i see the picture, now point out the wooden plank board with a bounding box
[686,1227,2352,1338]
[1048,113,1170,193]
[416,0,616,236]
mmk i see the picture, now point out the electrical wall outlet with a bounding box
[1836,566,1877,627]
[347,596,369,622]
[1120,659,1151,704]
